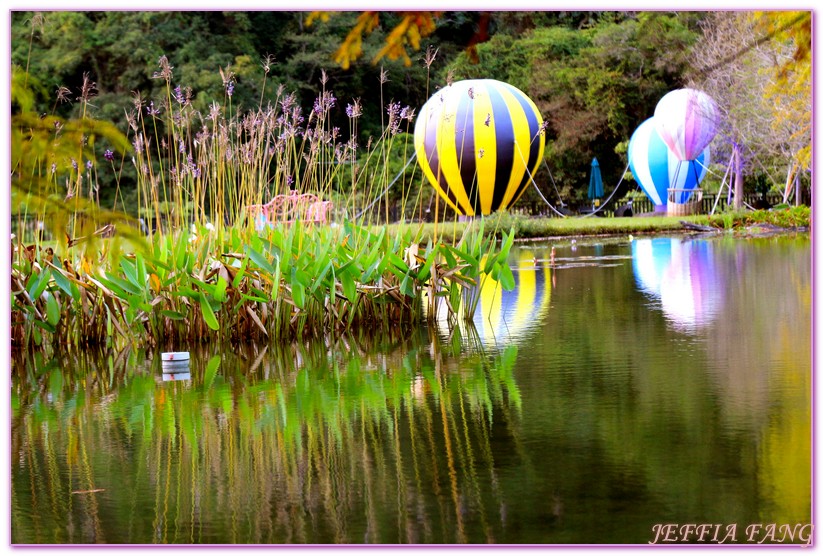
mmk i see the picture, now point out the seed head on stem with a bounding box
[423,45,438,69]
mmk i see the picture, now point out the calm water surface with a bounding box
[11,234,812,545]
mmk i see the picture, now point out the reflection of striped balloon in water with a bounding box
[427,250,552,348]
[631,238,723,332]
[414,79,545,216]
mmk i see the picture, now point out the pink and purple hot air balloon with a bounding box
[653,88,719,161]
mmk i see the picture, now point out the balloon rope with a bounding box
[579,161,629,218]
[531,180,569,218]
[709,156,733,215]
[669,160,683,204]
[514,143,568,218]
[516,141,629,218]
[542,159,566,206]
[693,157,725,179]
[354,152,417,220]
[690,160,702,205]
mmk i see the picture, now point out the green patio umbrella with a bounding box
[588,157,604,200]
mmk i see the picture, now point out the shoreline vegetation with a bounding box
[11,208,809,354]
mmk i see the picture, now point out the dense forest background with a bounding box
[10,11,811,216]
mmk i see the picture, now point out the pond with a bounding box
[11,233,812,545]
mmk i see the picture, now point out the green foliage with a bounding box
[695,206,810,230]
[10,216,513,350]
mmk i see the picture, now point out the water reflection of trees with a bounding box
[701,237,812,525]
[512,236,811,541]
[11,330,523,544]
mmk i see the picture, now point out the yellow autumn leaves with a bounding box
[307,11,439,70]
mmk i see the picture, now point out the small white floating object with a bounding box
[162,372,191,382]
[161,351,190,362]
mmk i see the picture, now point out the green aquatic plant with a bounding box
[11,215,512,349]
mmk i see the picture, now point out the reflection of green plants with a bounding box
[11,333,521,544]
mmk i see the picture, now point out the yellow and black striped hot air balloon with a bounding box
[414,79,545,216]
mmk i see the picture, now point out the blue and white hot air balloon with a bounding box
[628,117,710,211]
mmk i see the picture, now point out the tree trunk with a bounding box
[733,143,743,210]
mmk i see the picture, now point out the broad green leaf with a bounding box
[290,268,306,309]
[446,244,478,270]
[28,268,51,300]
[240,293,269,304]
[173,287,200,301]
[417,248,437,283]
[231,256,249,289]
[120,257,140,289]
[497,262,516,291]
[213,276,228,302]
[45,293,60,326]
[386,252,408,273]
[91,275,128,298]
[340,269,356,302]
[51,267,73,298]
[100,273,142,296]
[174,232,189,269]
[70,282,81,303]
[310,260,334,295]
[400,273,416,297]
[189,276,210,290]
[499,227,516,261]
[246,245,276,274]
[483,254,497,275]
[200,296,219,330]
[33,319,55,334]
[160,309,186,320]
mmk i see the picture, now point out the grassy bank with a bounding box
[387,206,811,244]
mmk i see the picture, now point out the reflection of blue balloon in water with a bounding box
[426,250,552,348]
[628,118,710,210]
[414,79,545,216]
[631,238,723,332]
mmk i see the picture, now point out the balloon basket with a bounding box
[667,188,703,216]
